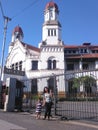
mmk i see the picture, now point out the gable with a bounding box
[6,41,26,65]
[6,41,40,67]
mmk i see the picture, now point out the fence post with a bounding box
[29,80,32,110]
[53,74,56,116]
[0,81,2,108]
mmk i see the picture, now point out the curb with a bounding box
[61,120,98,129]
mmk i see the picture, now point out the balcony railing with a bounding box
[4,67,25,76]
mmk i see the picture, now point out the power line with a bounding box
[0,1,11,81]
[0,0,42,81]
[0,0,4,21]
[12,0,41,19]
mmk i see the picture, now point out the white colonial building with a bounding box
[3,1,98,96]
[4,1,65,95]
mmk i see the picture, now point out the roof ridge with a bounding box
[22,42,40,52]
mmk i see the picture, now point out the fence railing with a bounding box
[21,70,98,121]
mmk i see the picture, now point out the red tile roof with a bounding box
[22,42,40,52]
[12,26,23,35]
[45,1,58,11]
[64,45,78,49]
[64,45,98,49]
[66,54,98,59]
[90,47,98,50]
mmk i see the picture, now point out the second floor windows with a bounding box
[83,63,89,70]
[66,62,90,71]
[11,61,23,71]
[67,63,74,70]
[19,61,22,71]
[32,61,38,70]
[48,59,56,70]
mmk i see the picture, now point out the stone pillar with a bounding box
[4,78,16,112]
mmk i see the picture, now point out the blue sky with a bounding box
[0,0,98,63]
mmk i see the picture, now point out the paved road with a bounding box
[0,111,98,130]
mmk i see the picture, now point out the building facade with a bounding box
[4,1,98,96]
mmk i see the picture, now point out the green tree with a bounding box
[72,75,96,92]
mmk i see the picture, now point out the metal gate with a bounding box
[20,70,98,121]
[55,71,98,121]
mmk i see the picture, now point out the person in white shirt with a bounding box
[43,87,53,120]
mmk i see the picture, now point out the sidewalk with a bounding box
[0,119,26,130]
[0,110,98,130]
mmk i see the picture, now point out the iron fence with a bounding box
[21,70,98,121]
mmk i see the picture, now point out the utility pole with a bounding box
[0,16,11,81]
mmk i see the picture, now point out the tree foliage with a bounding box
[72,75,96,89]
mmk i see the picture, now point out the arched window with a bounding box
[53,60,56,69]
[48,60,52,70]
[47,58,57,70]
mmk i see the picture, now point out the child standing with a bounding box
[35,97,42,119]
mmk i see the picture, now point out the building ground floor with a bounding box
[1,68,98,101]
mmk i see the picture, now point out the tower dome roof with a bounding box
[45,1,58,11]
[12,26,23,35]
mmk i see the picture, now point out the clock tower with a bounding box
[11,25,24,43]
[38,1,65,90]
[44,2,58,22]
[40,1,63,46]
